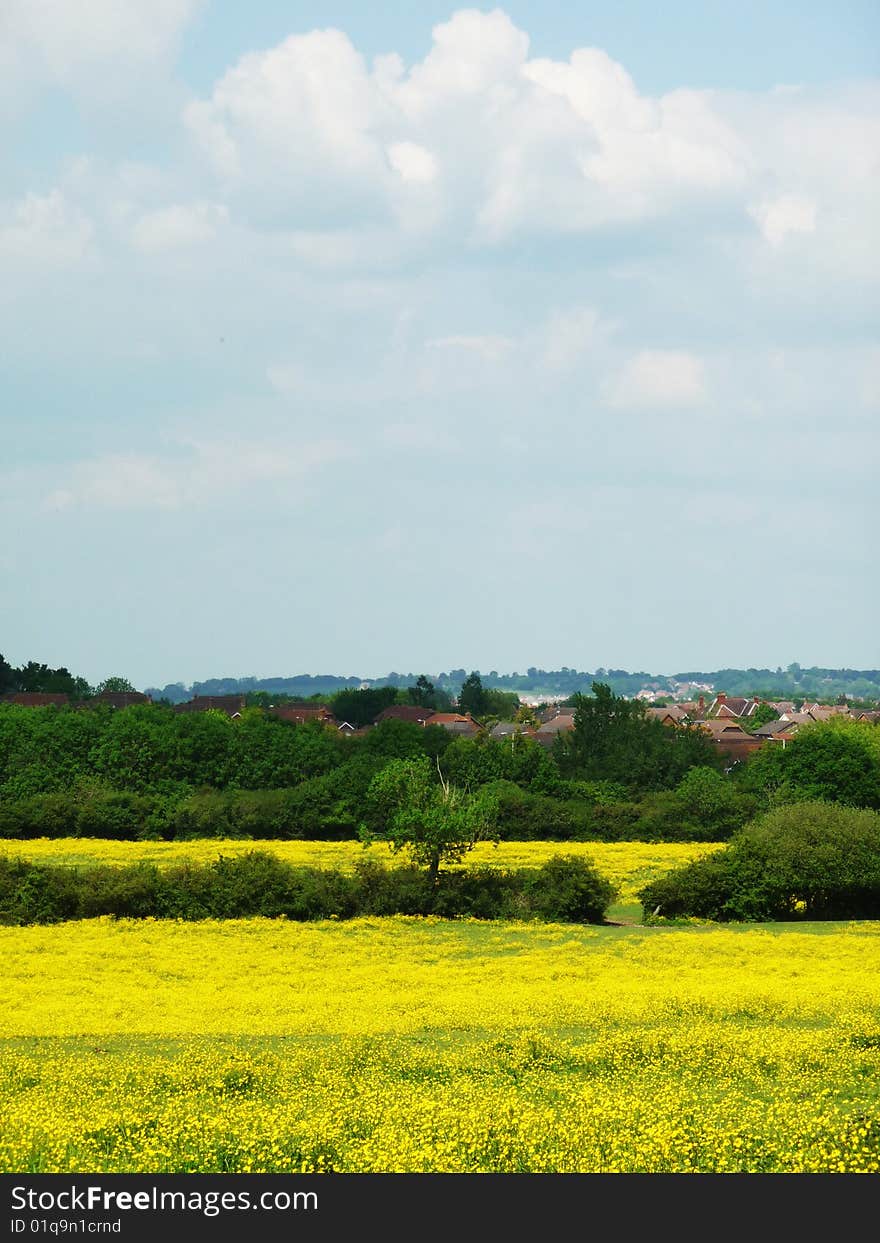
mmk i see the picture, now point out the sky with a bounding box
[2,2,878,690]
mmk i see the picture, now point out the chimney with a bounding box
[716,693,727,704]
[698,695,705,710]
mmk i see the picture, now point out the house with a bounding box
[779,711,817,726]
[490,721,537,740]
[374,705,437,727]
[93,690,151,708]
[753,719,799,746]
[694,719,765,761]
[268,705,335,726]
[706,693,762,719]
[532,713,576,746]
[676,696,707,720]
[538,704,572,725]
[645,705,690,725]
[173,695,247,718]
[0,692,70,707]
[427,712,483,736]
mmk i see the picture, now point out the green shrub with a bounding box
[0,852,618,926]
[639,801,880,921]
[351,858,432,916]
[0,858,81,924]
[76,864,162,918]
[522,855,617,923]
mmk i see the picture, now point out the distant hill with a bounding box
[144,665,880,705]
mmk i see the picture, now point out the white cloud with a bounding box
[604,350,707,409]
[44,438,350,511]
[183,9,754,242]
[539,308,603,371]
[748,195,817,245]
[131,202,228,252]
[0,190,93,265]
[1,0,203,107]
[183,28,384,195]
[387,141,438,185]
[427,334,514,362]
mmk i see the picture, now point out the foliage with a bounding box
[95,677,138,694]
[405,675,453,710]
[362,755,499,883]
[0,851,616,926]
[557,683,723,793]
[329,686,398,727]
[740,702,779,734]
[639,801,880,921]
[738,718,880,808]
[458,672,489,719]
[522,855,616,923]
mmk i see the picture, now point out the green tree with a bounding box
[458,671,489,718]
[558,682,722,792]
[14,661,92,699]
[361,755,499,886]
[741,702,779,734]
[739,717,880,808]
[0,655,15,695]
[330,685,398,727]
[96,676,138,694]
[407,674,437,708]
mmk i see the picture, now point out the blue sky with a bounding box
[2,3,878,689]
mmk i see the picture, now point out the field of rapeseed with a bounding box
[2,915,879,1172]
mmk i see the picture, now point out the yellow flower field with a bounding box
[0,837,723,904]
[2,915,879,1172]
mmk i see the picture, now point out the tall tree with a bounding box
[407,674,437,708]
[559,681,721,792]
[0,654,14,694]
[458,671,488,718]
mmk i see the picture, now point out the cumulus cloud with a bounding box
[44,437,350,512]
[387,141,439,184]
[604,350,707,410]
[426,334,514,362]
[539,308,604,371]
[0,190,93,265]
[1,0,203,108]
[748,195,817,245]
[131,202,229,252]
[183,9,755,241]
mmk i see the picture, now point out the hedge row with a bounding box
[0,852,616,926]
[0,776,756,844]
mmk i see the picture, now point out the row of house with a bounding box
[3,689,876,765]
[0,690,152,709]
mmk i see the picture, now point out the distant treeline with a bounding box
[145,665,880,704]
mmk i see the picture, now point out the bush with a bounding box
[0,852,617,925]
[351,858,433,916]
[522,855,617,923]
[0,858,81,923]
[639,801,880,922]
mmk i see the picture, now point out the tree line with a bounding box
[0,683,877,848]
